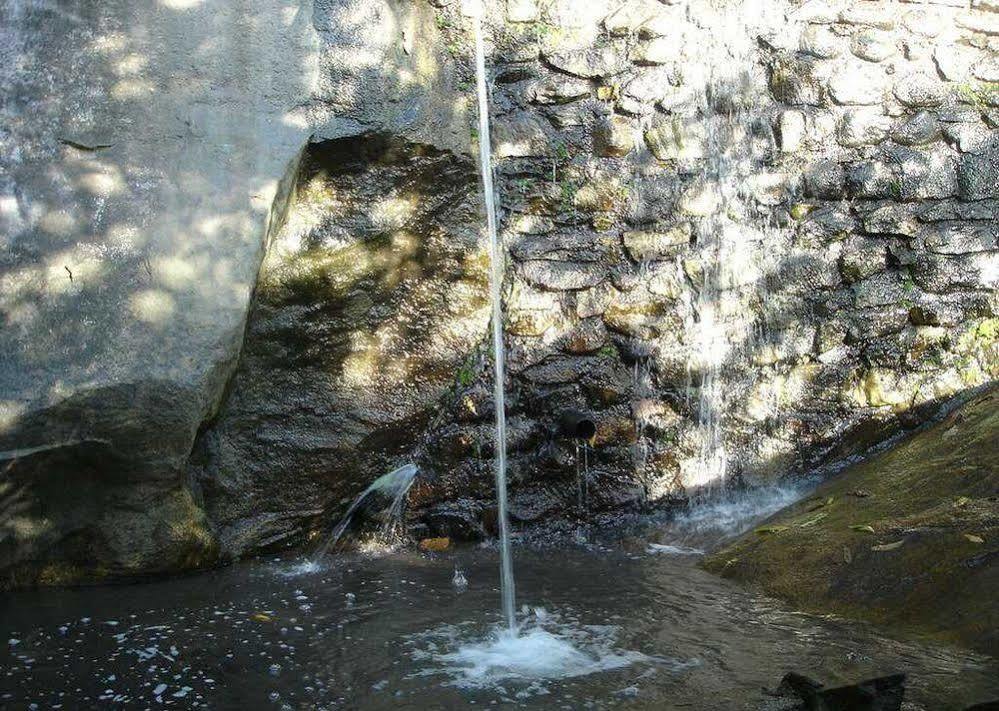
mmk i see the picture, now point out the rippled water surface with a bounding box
[3,536,997,710]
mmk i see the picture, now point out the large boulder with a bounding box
[0,0,468,586]
[190,135,490,557]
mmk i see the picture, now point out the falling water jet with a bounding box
[313,463,419,561]
[471,2,516,632]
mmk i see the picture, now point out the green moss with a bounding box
[789,203,814,221]
[956,81,999,108]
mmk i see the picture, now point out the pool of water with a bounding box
[2,506,997,710]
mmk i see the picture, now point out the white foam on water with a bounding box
[272,560,324,578]
[654,483,813,551]
[646,543,704,556]
[409,610,690,692]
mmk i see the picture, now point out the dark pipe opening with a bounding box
[559,410,597,441]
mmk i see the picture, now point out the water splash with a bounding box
[472,7,516,631]
[646,543,704,556]
[452,565,468,592]
[313,463,419,560]
[409,608,678,693]
[654,482,813,552]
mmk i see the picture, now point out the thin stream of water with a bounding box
[313,464,418,560]
[472,8,516,632]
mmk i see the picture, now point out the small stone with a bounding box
[836,108,891,147]
[839,6,895,29]
[603,0,662,36]
[973,56,999,83]
[629,37,673,65]
[593,115,635,157]
[890,111,940,146]
[799,25,842,58]
[418,537,451,552]
[862,203,918,236]
[903,9,943,38]
[561,318,608,354]
[506,0,538,23]
[678,182,720,216]
[492,114,550,158]
[933,45,976,82]
[893,73,948,108]
[901,39,930,62]
[847,160,898,199]
[509,214,555,235]
[521,260,608,290]
[779,109,807,152]
[850,30,895,63]
[622,225,690,262]
[956,12,999,37]
[804,160,846,200]
[529,77,590,105]
[957,145,999,200]
[943,122,991,153]
[644,117,705,162]
[543,45,629,79]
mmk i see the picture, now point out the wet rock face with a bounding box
[190,135,489,557]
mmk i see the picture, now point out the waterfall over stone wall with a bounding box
[0,0,996,584]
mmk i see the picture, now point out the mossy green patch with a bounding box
[703,388,999,654]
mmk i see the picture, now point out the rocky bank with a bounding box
[704,386,998,655]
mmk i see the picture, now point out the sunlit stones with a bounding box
[370,195,417,230]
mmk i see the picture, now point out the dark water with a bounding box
[2,535,996,710]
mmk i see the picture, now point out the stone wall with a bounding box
[411,0,998,537]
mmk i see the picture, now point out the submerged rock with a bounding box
[770,671,906,711]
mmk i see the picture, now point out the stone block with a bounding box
[827,62,887,105]
[837,108,892,147]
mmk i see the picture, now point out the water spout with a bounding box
[313,463,419,560]
[559,410,596,441]
[472,7,516,632]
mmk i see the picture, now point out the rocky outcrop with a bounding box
[0,0,469,586]
[189,135,490,557]
[411,0,998,534]
[703,387,999,655]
